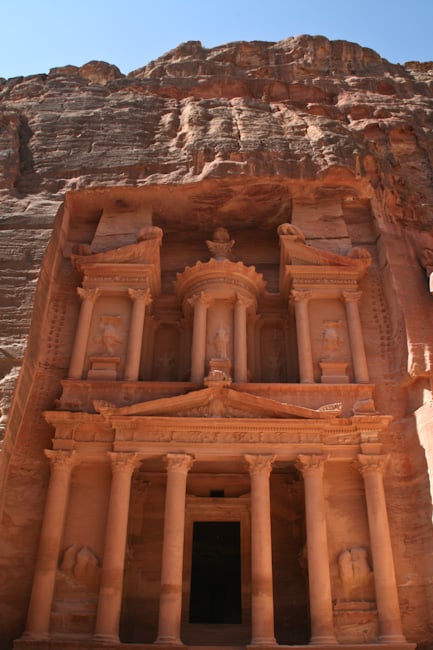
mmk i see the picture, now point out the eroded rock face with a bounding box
[0,35,433,648]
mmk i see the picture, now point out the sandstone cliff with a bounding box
[1,35,433,647]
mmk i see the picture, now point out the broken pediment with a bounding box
[277,223,371,297]
[70,227,163,296]
[93,386,342,419]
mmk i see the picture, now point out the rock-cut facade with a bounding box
[0,36,432,650]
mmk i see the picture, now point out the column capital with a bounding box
[291,289,312,303]
[296,453,327,477]
[356,453,389,476]
[128,287,152,305]
[188,291,212,309]
[77,286,100,302]
[245,454,275,477]
[235,293,254,310]
[44,449,79,472]
[107,451,139,475]
[164,453,194,474]
[342,290,362,304]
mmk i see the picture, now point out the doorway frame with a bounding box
[182,494,251,644]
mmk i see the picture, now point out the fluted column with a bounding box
[357,455,406,643]
[245,454,277,646]
[156,453,194,645]
[234,295,250,382]
[189,292,210,384]
[94,452,138,642]
[291,290,314,383]
[68,287,100,379]
[296,455,336,644]
[124,288,152,381]
[342,291,369,383]
[23,450,78,640]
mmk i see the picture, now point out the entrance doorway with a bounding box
[189,521,242,624]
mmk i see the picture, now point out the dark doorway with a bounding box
[189,521,242,624]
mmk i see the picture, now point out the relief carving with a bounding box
[321,320,344,360]
[337,546,374,603]
[94,315,124,353]
[60,544,100,584]
[213,326,230,359]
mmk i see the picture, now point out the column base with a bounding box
[310,637,338,645]
[93,634,120,644]
[154,637,184,645]
[379,635,408,644]
[249,637,277,646]
[19,633,50,642]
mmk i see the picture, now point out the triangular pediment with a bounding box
[93,386,342,420]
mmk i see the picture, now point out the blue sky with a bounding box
[2,0,432,79]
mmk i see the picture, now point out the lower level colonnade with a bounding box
[19,449,408,648]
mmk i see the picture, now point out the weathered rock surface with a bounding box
[1,35,433,648]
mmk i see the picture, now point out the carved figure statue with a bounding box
[214,327,230,359]
[277,223,306,243]
[95,315,123,354]
[60,544,100,583]
[136,225,163,242]
[321,320,344,360]
[206,227,235,260]
[338,546,371,586]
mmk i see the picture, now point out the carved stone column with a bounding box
[357,455,406,643]
[94,452,137,642]
[156,453,194,645]
[23,450,78,640]
[189,292,210,384]
[68,287,100,379]
[234,294,250,382]
[245,454,277,646]
[291,289,314,383]
[296,454,337,644]
[124,288,152,381]
[342,291,369,383]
